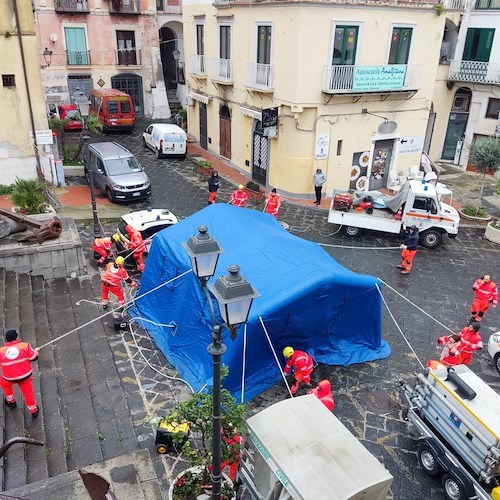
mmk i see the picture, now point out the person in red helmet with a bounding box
[470,275,498,323]
[229,185,248,208]
[91,235,118,265]
[0,329,40,418]
[282,346,314,395]
[308,379,335,411]
[125,224,146,272]
[265,189,281,218]
[101,257,138,309]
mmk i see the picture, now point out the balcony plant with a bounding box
[165,368,246,500]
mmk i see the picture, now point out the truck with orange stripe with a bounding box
[401,365,500,500]
[328,180,460,249]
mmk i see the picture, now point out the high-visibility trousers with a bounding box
[470,298,490,319]
[401,249,417,272]
[209,191,217,204]
[0,376,38,413]
[102,282,125,306]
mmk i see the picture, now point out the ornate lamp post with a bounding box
[183,226,259,500]
[73,89,101,238]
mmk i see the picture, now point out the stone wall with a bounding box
[0,217,86,279]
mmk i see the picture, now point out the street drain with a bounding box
[361,389,399,415]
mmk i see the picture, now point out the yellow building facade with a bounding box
[184,0,445,199]
[1,0,51,184]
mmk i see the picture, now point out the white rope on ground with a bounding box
[379,279,455,334]
[319,243,401,250]
[127,317,194,393]
[375,283,426,370]
[37,269,192,350]
[258,316,294,398]
[241,323,247,404]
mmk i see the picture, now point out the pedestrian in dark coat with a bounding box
[208,170,220,204]
[398,225,419,275]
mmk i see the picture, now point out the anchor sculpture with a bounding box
[0,208,62,244]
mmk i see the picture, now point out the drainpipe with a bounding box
[12,0,43,179]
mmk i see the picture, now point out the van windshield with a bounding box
[106,157,142,175]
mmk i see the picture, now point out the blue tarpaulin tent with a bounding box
[133,204,390,402]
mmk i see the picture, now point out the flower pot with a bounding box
[458,209,492,222]
[485,221,500,244]
[168,466,234,500]
[243,187,265,201]
[195,165,213,178]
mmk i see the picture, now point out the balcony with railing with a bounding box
[448,60,500,84]
[211,58,233,84]
[116,49,141,66]
[55,0,89,12]
[474,0,500,9]
[109,0,141,14]
[442,0,470,10]
[66,50,91,66]
[189,54,206,77]
[246,63,274,91]
[322,64,423,94]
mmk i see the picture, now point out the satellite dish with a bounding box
[378,121,398,134]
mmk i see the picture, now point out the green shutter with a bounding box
[462,28,475,60]
[476,28,495,62]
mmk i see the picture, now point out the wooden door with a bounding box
[219,105,231,159]
[199,103,207,150]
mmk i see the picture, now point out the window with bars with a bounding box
[2,75,15,87]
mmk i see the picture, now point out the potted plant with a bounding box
[244,181,265,202]
[485,219,500,244]
[195,160,213,178]
[165,369,246,500]
[11,178,52,215]
[459,204,491,222]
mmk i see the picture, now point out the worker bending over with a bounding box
[308,379,335,411]
[101,257,138,309]
[125,225,146,272]
[229,185,248,208]
[283,346,314,395]
[92,235,118,265]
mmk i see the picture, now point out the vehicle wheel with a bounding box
[420,229,443,249]
[156,444,167,454]
[156,148,162,159]
[418,445,441,477]
[342,225,361,237]
[142,137,147,148]
[106,188,115,203]
[441,473,467,500]
[495,353,500,374]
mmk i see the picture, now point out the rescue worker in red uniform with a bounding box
[397,225,419,275]
[91,235,118,265]
[101,256,138,309]
[470,275,498,323]
[125,224,146,272]
[308,379,335,411]
[0,329,40,418]
[229,185,248,208]
[265,189,281,218]
[437,334,462,366]
[283,346,314,395]
[457,323,482,365]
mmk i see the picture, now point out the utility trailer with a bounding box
[401,365,500,500]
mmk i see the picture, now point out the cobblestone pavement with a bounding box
[74,118,500,500]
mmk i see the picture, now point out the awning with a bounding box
[240,105,262,121]
[188,91,210,104]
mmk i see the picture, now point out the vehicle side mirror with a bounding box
[97,167,104,174]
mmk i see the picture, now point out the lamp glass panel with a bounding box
[78,102,90,117]
[221,298,253,326]
[193,253,219,279]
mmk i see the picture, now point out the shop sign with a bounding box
[353,65,406,92]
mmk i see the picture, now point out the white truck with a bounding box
[401,365,500,500]
[328,180,460,249]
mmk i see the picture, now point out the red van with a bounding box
[89,89,135,132]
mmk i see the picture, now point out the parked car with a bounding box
[89,89,135,132]
[488,331,500,373]
[142,123,187,159]
[58,104,83,131]
[83,142,151,202]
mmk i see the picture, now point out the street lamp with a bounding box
[172,48,180,83]
[183,226,259,500]
[73,89,101,238]
[42,47,53,68]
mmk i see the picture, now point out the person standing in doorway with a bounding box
[313,168,326,205]
[207,170,220,205]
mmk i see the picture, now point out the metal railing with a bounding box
[322,64,423,93]
[442,0,470,9]
[246,62,273,90]
[449,60,500,84]
[66,50,91,66]
[474,0,500,8]
[109,0,140,14]
[55,0,89,12]
[115,48,141,66]
[190,54,206,76]
[211,58,233,83]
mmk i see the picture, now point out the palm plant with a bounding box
[11,178,48,215]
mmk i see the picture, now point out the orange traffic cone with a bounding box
[394,206,403,221]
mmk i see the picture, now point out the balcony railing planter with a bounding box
[109,0,140,14]
[55,0,89,12]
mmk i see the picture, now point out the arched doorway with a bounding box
[160,26,177,90]
[111,73,144,115]
[442,87,472,162]
[219,105,231,159]
[252,119,269,185]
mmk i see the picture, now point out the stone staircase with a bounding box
[167,90,183,117]
[0,269,166,498]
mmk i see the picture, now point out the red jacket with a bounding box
[308,380,335,411]
[458,327,483,364]
[102,262,131,287]
[92,237,112,251]
[265,194,281,216]
[125,225,145,252]
[230,189,248,207]
[0,340,38,381]
[473,279,498,306]
[284,350,314,375]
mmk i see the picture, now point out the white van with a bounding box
[142,123,187,159]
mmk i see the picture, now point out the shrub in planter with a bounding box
[11,178,50,215]
[245,181,261,192]
[461,204,489,218]
[197,160,212,170]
